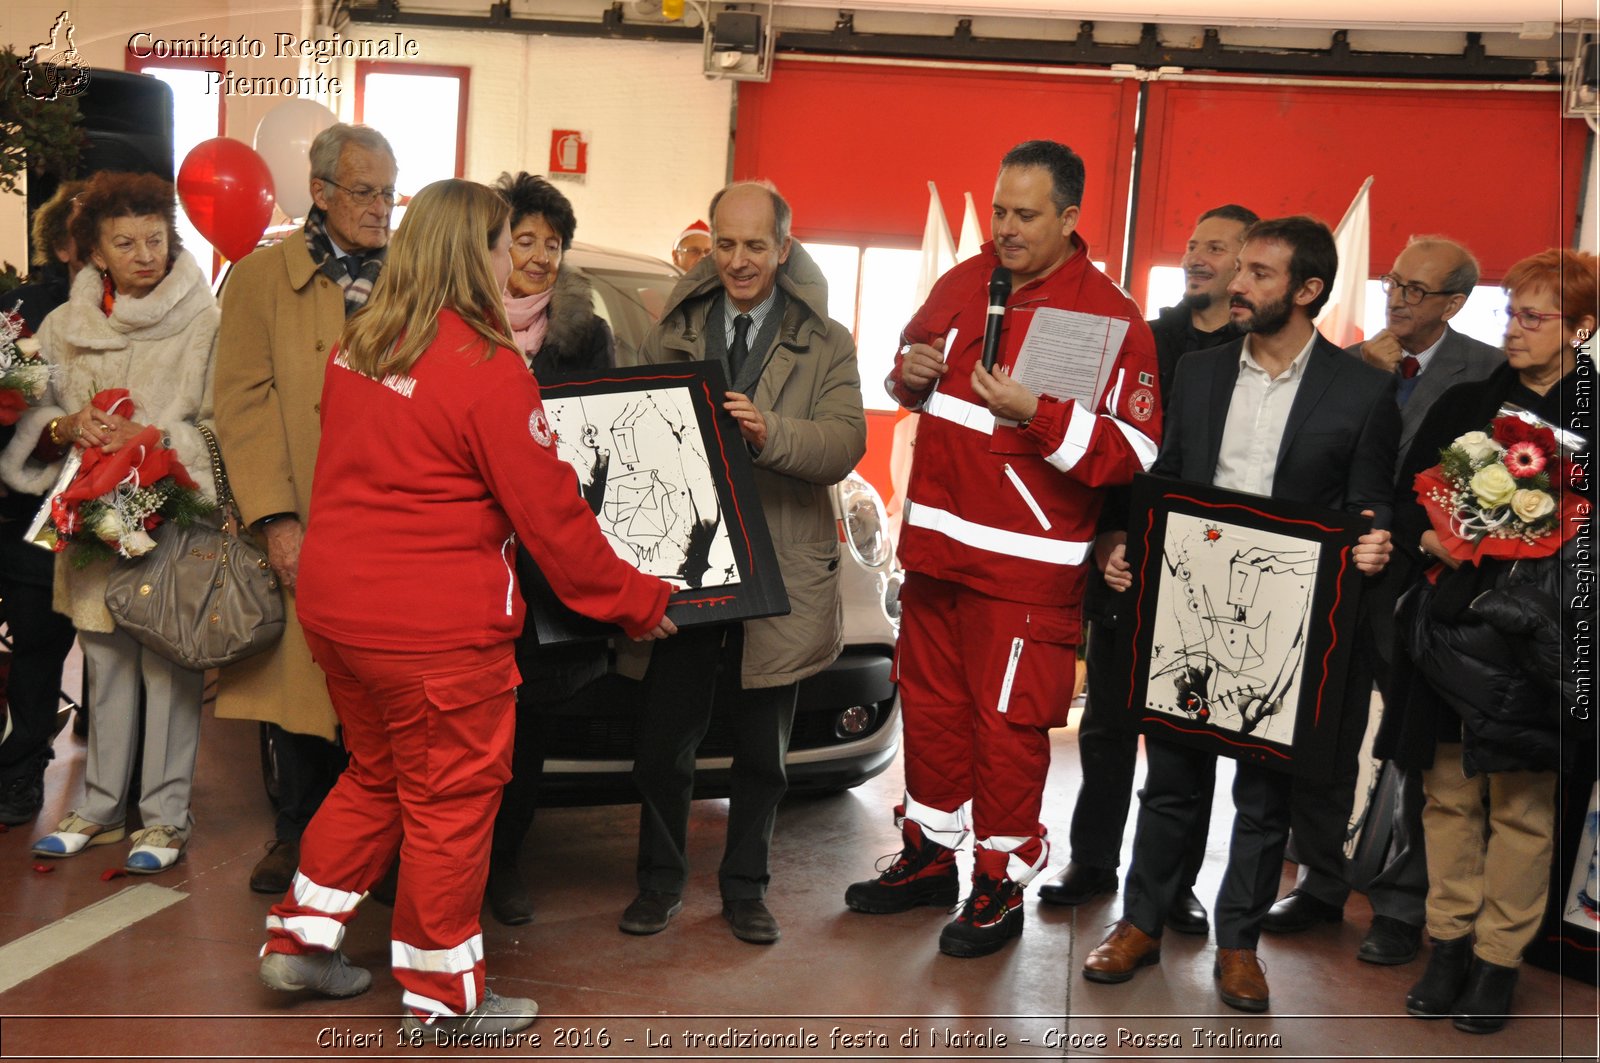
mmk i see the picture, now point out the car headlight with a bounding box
[837,472,891,569]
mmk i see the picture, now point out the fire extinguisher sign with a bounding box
[549,130,588,179]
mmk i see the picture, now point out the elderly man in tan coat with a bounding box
[213,124,397,893]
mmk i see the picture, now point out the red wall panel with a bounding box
[734,60,1139,277]
[1130,80,1589,306]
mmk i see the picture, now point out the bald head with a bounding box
[709,182,794,312]
[1383,237,1479,353]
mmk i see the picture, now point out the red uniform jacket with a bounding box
[889,236,1162,610]
[297,309,669,651]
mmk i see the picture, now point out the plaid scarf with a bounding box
[303,208,386,317]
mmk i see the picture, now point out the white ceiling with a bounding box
[778,0,1586,34]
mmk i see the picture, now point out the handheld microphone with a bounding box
[981,267,1012,370]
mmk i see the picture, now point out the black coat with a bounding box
[1376,358,1595,774]
[1153,332,1399,522]
[527,267,614,381]
[1147,302,1243,404]
[514,267,617,701]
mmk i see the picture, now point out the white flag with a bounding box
[1317,176,1373,348]
[916,181,956,305]
[956,191,984,262]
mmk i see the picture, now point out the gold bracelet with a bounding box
[47,417,64,446]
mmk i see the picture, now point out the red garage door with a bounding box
[734,59,1139,276]
[1129,79,1589,306]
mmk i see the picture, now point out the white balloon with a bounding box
[253,99,337,221]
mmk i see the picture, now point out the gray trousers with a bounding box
[77,627,205,833]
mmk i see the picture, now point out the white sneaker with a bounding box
[259,949,372,998]
[402,989,538,1043]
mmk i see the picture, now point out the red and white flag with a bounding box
[1317,176,1373,348]
[916,181,956,305]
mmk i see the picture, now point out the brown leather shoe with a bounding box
[1214,947,1270,1012]
[1083,920,1161,983]
[249,838,299,895]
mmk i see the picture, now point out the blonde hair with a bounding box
[339,179,515,379]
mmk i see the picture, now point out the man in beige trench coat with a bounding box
[213,124,397,893]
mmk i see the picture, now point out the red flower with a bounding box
[0,388,29,426]
[1490,415,1557,455]
[1503,441,1548,479]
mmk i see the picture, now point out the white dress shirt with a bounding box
[1213,332,1317,496]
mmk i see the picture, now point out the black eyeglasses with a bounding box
[321,180,397,206]
[1380,274,1458,305]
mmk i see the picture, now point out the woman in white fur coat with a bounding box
[0,172,219,874]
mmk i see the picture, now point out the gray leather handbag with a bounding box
[104,424,285,670]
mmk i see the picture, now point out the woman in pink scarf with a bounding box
[485,172,617,927]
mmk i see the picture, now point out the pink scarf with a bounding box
[503,289,554,360]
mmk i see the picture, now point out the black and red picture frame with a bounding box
[1526,753,1600,985]
[523,360,789,645]
[1118,474,1370,783]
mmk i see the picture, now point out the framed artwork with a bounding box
[1119,474,1370,783]
[1526,759,1600,985]
[522,361,789,645]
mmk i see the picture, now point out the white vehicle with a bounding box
[248,242,902,801]
[536,245,903,797]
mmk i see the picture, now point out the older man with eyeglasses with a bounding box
[213,124,399,898]
[1259,236,1502,964]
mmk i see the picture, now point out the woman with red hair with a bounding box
[1378,247,1596,1033]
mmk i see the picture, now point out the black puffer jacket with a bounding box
[1376,356,1594,774]
[1406,541,1579,775]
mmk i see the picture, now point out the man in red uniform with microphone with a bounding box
[844,140,1162,957]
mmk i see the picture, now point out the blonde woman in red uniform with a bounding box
[256,179,674,1040]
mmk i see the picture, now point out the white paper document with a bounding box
[1009,307,1129,411]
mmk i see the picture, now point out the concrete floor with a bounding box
[0,673,1595,1062]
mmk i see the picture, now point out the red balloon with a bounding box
[176,138,276,263]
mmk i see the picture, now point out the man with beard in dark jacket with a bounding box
[1041,204,1256,936]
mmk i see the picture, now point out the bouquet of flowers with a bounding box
[43,388,213,565]
[0,309,53,424]
[1413,405,1589,564]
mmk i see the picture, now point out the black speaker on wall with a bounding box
[25,69,175,260]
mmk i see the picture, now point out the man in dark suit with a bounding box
[1265,237,1502,960]
[1043,204,1257,935]
[1081,216,1399,1013]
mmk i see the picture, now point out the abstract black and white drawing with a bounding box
[544,387,738,591]
[1120,475,1369,781]
[524,362,789,645]
[1146,512,1318,744]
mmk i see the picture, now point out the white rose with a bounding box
[1470,463,1518,509]
[14,337,39,358]
[1511,489,1556,523]
[89,508,125,541]
[1454,430,1504,465]
[14,363,49,398]
[119,527,157,557]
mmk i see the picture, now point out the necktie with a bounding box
[343,254,364,280]
[1397,355,1421,406]
[730,313,752,379]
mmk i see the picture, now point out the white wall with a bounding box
[362,28,732,259]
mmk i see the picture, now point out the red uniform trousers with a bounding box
[262,633,518,1018]
[895,573,1080,884]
